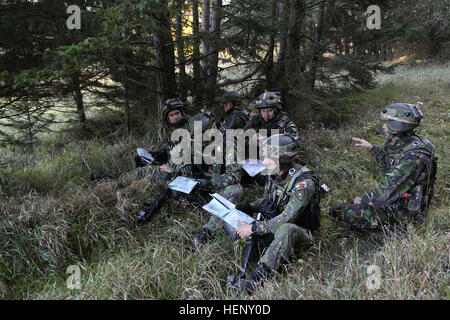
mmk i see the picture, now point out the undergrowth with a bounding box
[0,62,448,300]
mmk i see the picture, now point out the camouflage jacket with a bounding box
[244,111,298,137]
[161,116,193,178]
[195,162,242,193]
[152,116,191,165]
[361,133,437,217]
[219,108,248,131]
[250,164,317,236]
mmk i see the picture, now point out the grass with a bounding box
[0,62,448,300]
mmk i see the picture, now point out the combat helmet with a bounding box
[189,108,216,135]
[255,91,282,110]
[380,103,423,133]
[219,91,241,106]
[162,98,187,121]
[260,134,300,164]
[247,100,257,113]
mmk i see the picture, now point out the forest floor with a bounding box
[0,62,448,300]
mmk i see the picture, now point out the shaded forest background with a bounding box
[0,0,449,145]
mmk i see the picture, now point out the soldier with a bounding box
[218,91,248,132]
[246,99,259,120]
[245,91,298,143]
[227,134,322,294]
[135,98,191,183]
[329,103,437,233]
[137,109,244,225]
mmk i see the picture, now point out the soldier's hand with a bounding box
[352,137,372,150]
[159,164,172,173]
[236,221,253,239]
[353,196,362,204]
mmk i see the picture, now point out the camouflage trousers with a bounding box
[331,202,418,231]
[136,165,171,184]
[202,184,244,236]
[330,203,381,231]
[258,223,313,272]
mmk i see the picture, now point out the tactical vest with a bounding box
[266,164,321,231]
[220,108,248,131]
[388,135,437,218]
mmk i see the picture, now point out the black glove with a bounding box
[134,155,146,168]
[259,199,278,220]
[235,204,254,214]
[196,178,213,192]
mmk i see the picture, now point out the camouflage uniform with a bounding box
[248,163,318,271]
[197,163,244,234]
[244,92,298,137]
[218,91,248,132]
[330,103,437,231]
[245,111,298,137]
[136,100,191,183]
[331,133,437,231]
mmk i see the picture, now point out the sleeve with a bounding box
[226,113,247,130]
[361,152,424,209]
[369,144,387,170]
[253,178,315,236]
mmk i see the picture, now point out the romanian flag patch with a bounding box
[226,151,235,161]
[292,183,305,191]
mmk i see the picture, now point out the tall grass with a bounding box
[0,62,448,300]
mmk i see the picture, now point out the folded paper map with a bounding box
[202,193,255,229]
[168,176,199,194]
[241,159,267,177]
[137,148,154,164]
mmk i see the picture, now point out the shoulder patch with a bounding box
[289,168,296,176]
[412,141,420,147]
[292,183,305,191]
[226,151,235,161]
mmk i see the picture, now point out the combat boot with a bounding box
[228,263,273,295]
[244,263,273,294]
[189,228,213,252]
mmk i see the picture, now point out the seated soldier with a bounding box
[245,91,298,143]
[194,134,322,294]
[329,103,437,233]
[137,109,243,225]
[217,91,248,132]
[246,99,259,120]
[134,98,191,183]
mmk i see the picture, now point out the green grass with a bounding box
[0,62,448,300]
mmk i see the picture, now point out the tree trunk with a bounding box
[274,0,305,91]
[309,0,325,90]
[176,0,187,102]
[201,0,222,106]
[72,72,86,130]
[265,0,278,89]
[154,0,177,142]
[191,0,203,109]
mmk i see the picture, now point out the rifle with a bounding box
[227,177,274,288]
[135,169,183,227]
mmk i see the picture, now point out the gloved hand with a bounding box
[196,178,214,192]
[134,155,146,168]
[235,204,254,214]
[259,199,278,220]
